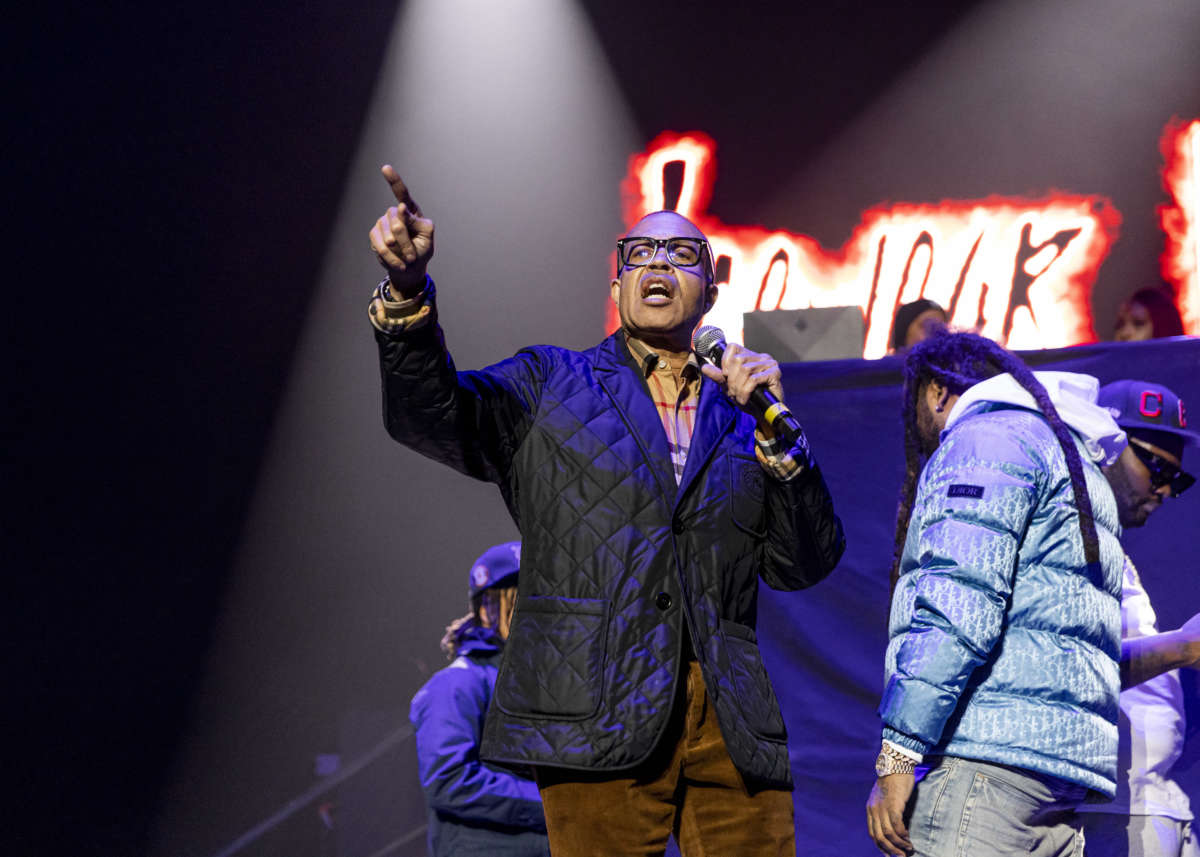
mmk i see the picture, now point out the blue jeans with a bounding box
[906,756,1088,857]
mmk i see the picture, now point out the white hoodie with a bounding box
[943,371,1127,466]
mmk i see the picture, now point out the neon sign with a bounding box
[1159,119,1200,335]
[612,131,1124,358]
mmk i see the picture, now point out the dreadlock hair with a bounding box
[439,585,519,659]
[890,330,1101,590]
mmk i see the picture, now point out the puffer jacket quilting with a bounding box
[377,294,845,787]
[880,404,1124,796]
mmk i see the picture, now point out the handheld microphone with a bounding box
[692,325,806,448]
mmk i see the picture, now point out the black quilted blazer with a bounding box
[377,295,845,788]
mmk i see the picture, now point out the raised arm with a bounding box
[366,165,544,484]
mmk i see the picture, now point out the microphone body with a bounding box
[692,326,806,449]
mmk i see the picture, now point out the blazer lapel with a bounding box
[677,373,738,502]
[592,334,679,503]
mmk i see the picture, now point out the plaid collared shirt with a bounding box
[624,334,808,484]
[624,335,703,484]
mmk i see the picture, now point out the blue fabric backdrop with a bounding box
[764,337,1200,855]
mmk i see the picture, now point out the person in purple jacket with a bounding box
[409,542,550,857]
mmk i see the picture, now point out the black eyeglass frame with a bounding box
[615,236,714,283]
[1127,436,1195,497]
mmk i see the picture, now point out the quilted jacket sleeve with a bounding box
[878,415,1043,755]
[757,461,846,592]
[410,666,546,830]
[374,284,545,483]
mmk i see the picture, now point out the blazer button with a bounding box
[655,592,672,611]
[672,519,685,534]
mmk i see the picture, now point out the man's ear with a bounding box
[610,278,621,306]
[924,380,946,412]
[704,282,718,313]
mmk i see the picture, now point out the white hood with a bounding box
[943,371,1127,465]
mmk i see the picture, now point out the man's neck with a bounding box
[624,330,692,368]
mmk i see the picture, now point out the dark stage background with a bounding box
[13,1,1200,855]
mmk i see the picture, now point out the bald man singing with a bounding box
[367,166,845,856]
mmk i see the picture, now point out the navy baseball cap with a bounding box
[1097,380,1199,456]
[468,541,521,596]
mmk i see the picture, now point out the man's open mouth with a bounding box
[641,276,673,301]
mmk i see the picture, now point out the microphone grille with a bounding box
[692,325,726,360]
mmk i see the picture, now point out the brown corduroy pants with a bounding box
[536,660,796,857]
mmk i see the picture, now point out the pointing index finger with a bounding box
[380,164,422,216]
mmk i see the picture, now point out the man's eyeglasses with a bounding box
[616,236,713,281]
[1128,436,1195,497]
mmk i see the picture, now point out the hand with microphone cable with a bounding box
[693,325,807,450]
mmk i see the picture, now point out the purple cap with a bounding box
[467,541,521,596]
[1097,380,1199,450]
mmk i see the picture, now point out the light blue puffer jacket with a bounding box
[879,373,1126,797]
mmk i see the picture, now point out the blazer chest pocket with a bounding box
[728,451,766,537]
[495,596,608,721]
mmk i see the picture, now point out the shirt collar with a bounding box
[624,332,701,380]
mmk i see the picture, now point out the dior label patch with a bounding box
[947,484,985,499]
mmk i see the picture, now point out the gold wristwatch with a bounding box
[874,743,917,777]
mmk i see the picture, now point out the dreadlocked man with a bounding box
[866,331,1129,857]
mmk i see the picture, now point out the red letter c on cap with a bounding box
[1140,391,1163,418]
